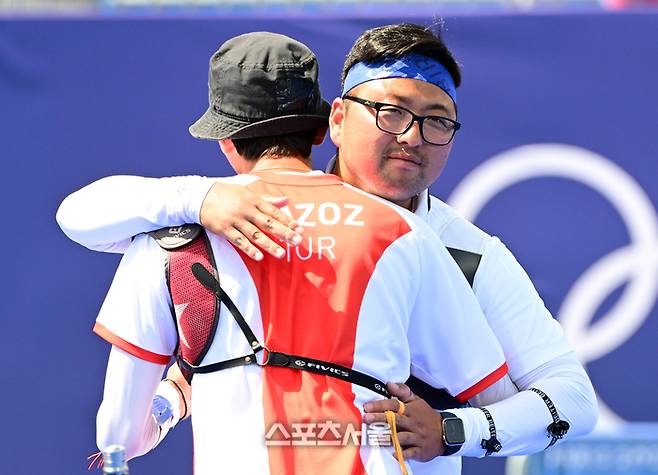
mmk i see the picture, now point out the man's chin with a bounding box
[371,187,417,210]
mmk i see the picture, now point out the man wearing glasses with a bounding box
[57,23,597,473]
[327,25,595,470]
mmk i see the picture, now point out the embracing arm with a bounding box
[454,351,597,456]
[363,353,596,460]
[56,175,215,253]
[56,175,302,258]
[443,238,598,457]
[455,239,598,455]
[363,236,597,461]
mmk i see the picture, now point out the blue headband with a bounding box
[341,53,457,104]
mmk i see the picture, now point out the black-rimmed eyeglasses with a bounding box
[343,95,461,146]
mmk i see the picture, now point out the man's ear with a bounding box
[312,127,328,145]
[218,139,243,174]
[328,98,345,148]
[218,139,236,157]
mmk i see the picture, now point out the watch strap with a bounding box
[440,411,464,456]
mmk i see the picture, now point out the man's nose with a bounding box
[396,119,423,148]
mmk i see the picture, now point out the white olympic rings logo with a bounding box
[447,143,658,427]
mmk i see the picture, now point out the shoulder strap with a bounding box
[149,224,220,383]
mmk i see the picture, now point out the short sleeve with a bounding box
[474,238,574,379]
[94,233,178,364]
[406,222,508,403]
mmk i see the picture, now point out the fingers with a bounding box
[363,411,391,425]
[199,183,304,262]
[253,209,303,246]
[222,226,266,261]
[386,382,418,402]
[390,429,431,463]
[401,446,422,461]
[395,431,420,448]
[257,198,305,235]
[363,412,414,433]
[232,198,302,260]
[240,220,296,259]
[363,398,401,416]
[222,220,300,262]
[363,394,444,463]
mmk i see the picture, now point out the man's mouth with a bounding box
[386,153,422,166]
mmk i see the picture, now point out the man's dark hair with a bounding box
[341,22,461,90]
[232,129,319,161]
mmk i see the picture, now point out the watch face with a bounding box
[443,418,466,446]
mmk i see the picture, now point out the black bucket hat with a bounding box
[189,32,331,141]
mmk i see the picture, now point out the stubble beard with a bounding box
[374,158,427,206]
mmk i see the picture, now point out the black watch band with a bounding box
[440,411,465,456]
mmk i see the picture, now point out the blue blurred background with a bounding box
[1,2,657,474]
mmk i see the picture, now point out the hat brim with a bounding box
[189,100,331,141]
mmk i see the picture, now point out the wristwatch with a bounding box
[440,411,465,456]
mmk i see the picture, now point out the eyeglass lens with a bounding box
[377,106,455,145]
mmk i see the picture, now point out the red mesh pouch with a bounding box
[166,232,220,382]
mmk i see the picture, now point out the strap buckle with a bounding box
[255,346,271,367]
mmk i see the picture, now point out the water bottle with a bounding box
[102,445,129,475]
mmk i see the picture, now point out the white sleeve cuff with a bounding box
[169,176,219,225]
[450,407,490,457]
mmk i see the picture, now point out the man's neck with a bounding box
[248,155,313,174]
[332,155,415,211]
[390,197,414,211]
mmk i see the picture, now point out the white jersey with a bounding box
[415,191,574,379]
[93,170,508,475]
[407,192,596,474]
[57,174,597,474]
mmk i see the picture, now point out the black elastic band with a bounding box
[265,351,390,397]
[163,378,188,420]
[479,407,502,456]
[530,388,570,448]
[178,353,256,374]
[192,263,263,353]
[188,263,390,399]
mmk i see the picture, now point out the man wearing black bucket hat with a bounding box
[187,33,330,141]
[88,31,513,475]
